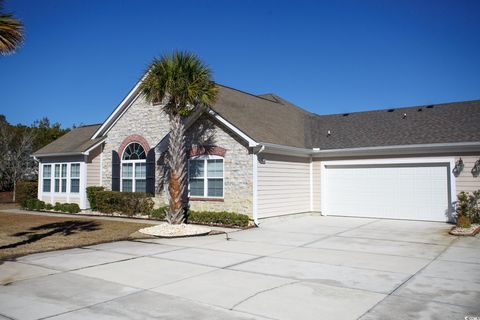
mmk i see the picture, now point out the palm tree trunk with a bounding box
[166,114,187,224]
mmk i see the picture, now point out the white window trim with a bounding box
[70,163,81,193]
[188,155,225,199]
[120,142,147,193]
[42,162,81,197]
[120,159,147,192]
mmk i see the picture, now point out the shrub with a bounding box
[54,202,62,211]
[86,186,104,210]
[95,191,154,216]
[16,181,38,207]
[187,210,250,228]
[45,203,53,210]
[456,190,480,226]
[149,206,168,220]
[25,198,45,211]
[61,203,81,213]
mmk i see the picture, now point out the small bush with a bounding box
[456,190,480,226]
[86,186,104,210]
[149,206,168,220]
[96,191,154,216]
[187,210,250,228]
[25,198,45,211]
[54,202,62,211]
[61,203,81,213]
[45,203,53,210]
[16,181,38,207]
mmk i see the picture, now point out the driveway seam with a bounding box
[38,289,149,320]
[355,233,456,320]
[301,218,381,248]
[230,280,300,310]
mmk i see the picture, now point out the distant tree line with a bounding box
[0,115,70,197]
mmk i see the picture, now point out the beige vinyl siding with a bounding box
[456,155,480,193]
[87,146,102,187]
[312,160,321,212]
[258,153,310,218]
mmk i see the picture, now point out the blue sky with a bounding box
[1,0,479,128]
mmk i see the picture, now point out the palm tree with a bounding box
[0,0,24,55]
[141,51,218,224]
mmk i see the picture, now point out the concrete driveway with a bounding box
[1,214,479,320]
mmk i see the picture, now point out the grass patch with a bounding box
[0,211,152,259]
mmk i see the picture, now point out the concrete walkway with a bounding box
[0,214,479,319]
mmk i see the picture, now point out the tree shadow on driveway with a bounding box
[0,220,100,250]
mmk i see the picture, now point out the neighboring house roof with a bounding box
[33,124,104,156]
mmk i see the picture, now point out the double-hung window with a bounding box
[121,142,147,192]
[70,163,80,193]
[188,156,224,198]
[49,163,79,194]
[54,164,61,192]
[43,165,51,192]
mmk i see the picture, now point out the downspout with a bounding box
[252,145,265,226]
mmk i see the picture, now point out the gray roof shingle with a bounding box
[214,86,480,150]
[33,83,480,156]
[33,124,103,156]
[307,100,480,150]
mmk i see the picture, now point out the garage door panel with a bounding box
[324,163,450,221]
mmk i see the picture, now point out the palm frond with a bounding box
[0,1,24,55]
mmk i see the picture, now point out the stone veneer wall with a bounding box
[100,95,170,188]
[156,114,253,216]
[100,94,253,216]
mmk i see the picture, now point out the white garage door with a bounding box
[323,162,451,221]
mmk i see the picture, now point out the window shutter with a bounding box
[146,148,156,195]
[112,150,120,191]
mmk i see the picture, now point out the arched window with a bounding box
[121,142,147,192]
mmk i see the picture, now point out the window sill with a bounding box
[189,197,224,202]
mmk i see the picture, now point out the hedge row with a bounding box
[187,210,250,227]
[24,199,80,213]
[86,186,104,210]
[95,191,154,216]
[15,181,38,206]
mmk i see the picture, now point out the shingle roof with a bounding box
[212,85,312,148]
[33,83,480,156]
[33,124,103,156]
[212,87,480,150]
[307,100,480,150]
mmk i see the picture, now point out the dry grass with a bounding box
[0,211,152,259]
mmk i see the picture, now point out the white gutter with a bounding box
[31,152,85,157]
[91,77,145,139]
[259,141,480,157]
[312,141,480,157]
[252,144,265,226]
[81,138,107,155]
[208,109,258,147]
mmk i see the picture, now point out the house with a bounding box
[32,80,480,223]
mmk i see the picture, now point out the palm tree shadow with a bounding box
[0,221,100,250]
